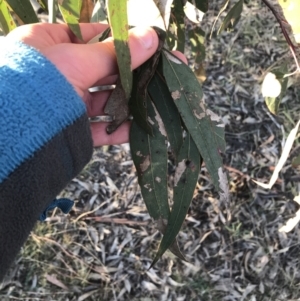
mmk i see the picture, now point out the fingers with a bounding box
[7,23,109,48]
[43,27,159,95]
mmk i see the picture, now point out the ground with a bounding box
[1,1,300,300]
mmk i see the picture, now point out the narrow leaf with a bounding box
[6,0,38,24]
[151,134,201,267]
[0,0,16,34]
[217,0,243,35]
[79,0,94,23]
[58,0,83,40]
[161,50,226,194]
[209,0,230,39]
[253,120,300,189]
[148,69,183,160]
[130,96,169,220]
[107,0,132,100]
[130,96,185,260]
[129,27,166,135]
[129,71,153,135]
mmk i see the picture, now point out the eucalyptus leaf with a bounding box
[129,27,166,135]
[130,96,169,220]
[217,0,243,35]
[107,0,132,100]
[161,49,227,194]
[148,68,183,161]
[129,70,153,135]
[58,0,83,40]
[130,95,185,260]
[151,133,201,267]
[6,0,38,24]
[0,0,16,34]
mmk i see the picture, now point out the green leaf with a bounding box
[130,95,185,261]
[129,27,166,136]
[107,0,132,100]
[151,134,201,267]
[209,0,229,39]
[161,50,226,193]
[6,0,38,24]
[0,0,16,34]
[58,0,83,40]
[217,0,243,35]
[91,0,107,23]
[129,71,153,135]
[148,68,183,161]
[130,96,169,220]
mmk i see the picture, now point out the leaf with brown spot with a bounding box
[128,27,166,135]
[161,49,226,195]
[150,133,201,267]
[130,95,169,220]
[148,59,183,161]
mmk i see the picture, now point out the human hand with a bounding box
[7,23,186,146]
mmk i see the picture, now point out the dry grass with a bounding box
[1,1,300,300]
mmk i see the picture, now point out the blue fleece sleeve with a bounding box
[0,40,93,281]
[0,40,87,182]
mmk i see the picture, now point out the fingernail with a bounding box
[133,27,155,50]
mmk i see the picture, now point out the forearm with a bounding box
[0,40,93,281]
